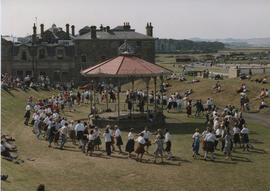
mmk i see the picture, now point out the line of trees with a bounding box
[155,39,225,53]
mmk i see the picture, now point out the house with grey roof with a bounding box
[1,22,155,84]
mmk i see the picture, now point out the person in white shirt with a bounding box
[135,133,146,162]
[233,126,241,148]
[241,125,249,151]
[164,128,172,159]
[75,120,85,147]
[93,127,102,150]
[114,125,123,153]
[108,125,115,151]
[204,129,217,161]
[206,98,213,111]
[125,128,135,159]
[24,104,31,125]
[213,117,220,131]
[153,129,164,163]
[68,120,76,145]
[140,127,152,153]
[103,127,112,156]
[86,130,95,156]
[59,123,69,149]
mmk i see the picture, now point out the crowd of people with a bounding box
[1,73,75,92]
[192,104,251,161]
[24,94,173,163]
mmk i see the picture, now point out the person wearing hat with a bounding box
[114,125,123,153]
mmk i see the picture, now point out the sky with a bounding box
[1,0,270,39]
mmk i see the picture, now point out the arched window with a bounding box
[21,51,27,61]
[39,49,45,59]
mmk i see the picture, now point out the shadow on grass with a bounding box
[249,139,264,144]
[3,89,15,97]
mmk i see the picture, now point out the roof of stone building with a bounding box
[75,24,154,40]
[75,30,154,40]
[81,55,171,77]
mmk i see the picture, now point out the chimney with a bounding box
[33,23,37,35]
[32,23,37,44]
[100,24,104,31]
[123,22,131,31]
[40,24,44,38]
[66,24,70,39]
[71,25,75,36]
[146,22,153,37]
[90,25,97,39]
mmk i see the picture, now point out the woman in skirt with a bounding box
[114,125,123,153]
[241,125,249,151]
[86,130,95,156]
[125,128,135,159]
[153,129,164,163]
[233,125,241,148]
[192,128,200,159]
[108,125,115,151]
[186,102,192,117]
[93,127,102,150]
[135,133,146,162]
[24,104,31,126]
[203,129,216,161]
[68,120,76,145]
[103,127,112,156]
[224,131,232,160]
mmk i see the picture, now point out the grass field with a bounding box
[1,84,270,191]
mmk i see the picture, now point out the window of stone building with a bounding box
[21,51,27,61]
[56,49,64,60]
[81,55,87,63]
[136,41,142,48]
[39,49,45,59]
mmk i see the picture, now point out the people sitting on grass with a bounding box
[213,81,221,93]
[259,99,268,110]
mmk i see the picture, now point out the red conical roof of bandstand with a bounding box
[81,55,172,78]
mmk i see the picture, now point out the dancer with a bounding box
[93,127,102,150]
[114,125,123,153]
[164,128,172,159]
[86,130,95,156]
[135,133,146,162]
[140,127,151,153]
[153,129,164,163]
[203,129,216,161]
[103,127,112,156]
[125,128,135,159]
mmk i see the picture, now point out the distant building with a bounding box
[1,22,155,84]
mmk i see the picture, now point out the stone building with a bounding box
[1,23,75,81]
[1,22,155,84]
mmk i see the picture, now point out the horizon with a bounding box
[1,0,270,39]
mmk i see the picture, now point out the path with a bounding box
[243,109,270,127]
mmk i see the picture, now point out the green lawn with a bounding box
[1,88,270,191]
